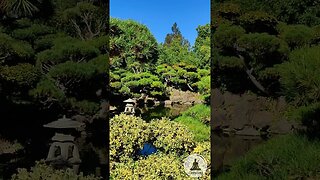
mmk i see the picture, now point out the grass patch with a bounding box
[216,134,320,180]
[174,104,210,142]
[181,104,210,124]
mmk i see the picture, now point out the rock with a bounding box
[269,119,293,134]
[212,89,224,108]
[229,101,250,129]
[164,100,172,106]
[276,96,287,112]
[183,102,193,105]
[235,126,260,136]
[251,111,273,129]
[223,92,241,107]
[212,109,227,128]
[169,88,202,104]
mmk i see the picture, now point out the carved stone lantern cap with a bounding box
[123,98,136,103]
[43,115,84,129]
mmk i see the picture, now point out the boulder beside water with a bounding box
[211,89,298,136]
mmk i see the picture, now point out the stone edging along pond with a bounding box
[211,89,303,136]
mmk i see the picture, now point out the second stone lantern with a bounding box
[43,115,84,174]
[123,98,136,115]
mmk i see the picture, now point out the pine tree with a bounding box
[164,22,190,48]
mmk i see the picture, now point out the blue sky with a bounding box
[110,0,210,46]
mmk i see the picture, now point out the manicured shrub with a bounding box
[11,160,99,180]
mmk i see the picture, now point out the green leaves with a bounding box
[218,2,242,21]
[277,46,320,105]
[149,117,196,154]
[158,38,199,66]
[0,32,34,63]
[36,37,100,69]
[110,18,158,68]
[111,153,193,179]
[117,71,166,99]
[110,114,196,162]
[0,63,40,87]
[12,24,55,43]
[239,11,278,34]
[110,114,152,162]
[213,24,245,51]
[12,160,99,180]
[237,33,289,66]
[48,61,96,81]
[278,24,315,49]
[196,76,211,102]
[194,24,210,69]
[29,77,66,103]
[61,2,104,40]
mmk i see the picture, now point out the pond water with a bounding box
[211,133,273,176]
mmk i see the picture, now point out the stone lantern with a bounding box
[43,115,84,174]
[123,98,136,115]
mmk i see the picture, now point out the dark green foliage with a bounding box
[217,135,320,179]
[213,56,248,93]
[312,25,320,44]
[224,0,320,26]
[213,24,245,53]
[33,33,65,52]
[239,11,278,34]
[0,63,39,87]
[60,2,105,40]
[36,37,100,71]
[66,98,99,115]
[11,24,55,44]
[0,32,34,64]
[257,67,281,93]
[278,24,315,49]
[156,63,202,91]
[88,35,108,53]
[288,102,320,138]
[237,33,289,67]
[29,77,66,106]
[299,4,320,26]
[277,46,320,105]
[218,2,241,21]
[118,71,166,99]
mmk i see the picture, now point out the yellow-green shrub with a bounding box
[11,160,99,180]
[111,153,193,180]
[149,117,196,155]
[110,114,151,162]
